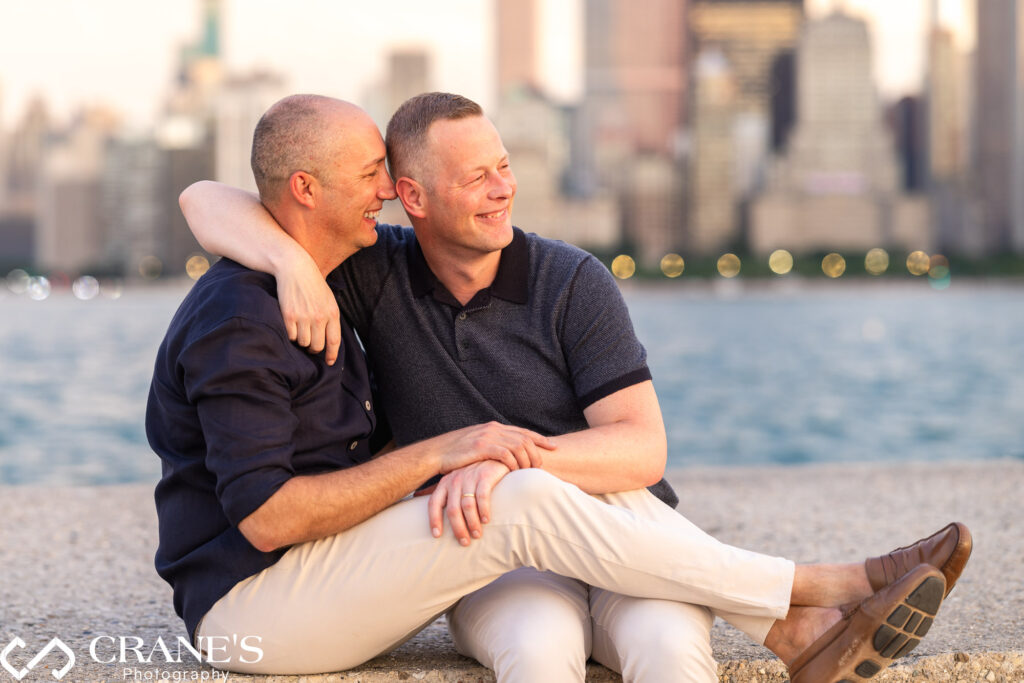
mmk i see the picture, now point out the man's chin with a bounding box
[362,222,380,246]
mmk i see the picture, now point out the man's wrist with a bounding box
[267,230,315,278]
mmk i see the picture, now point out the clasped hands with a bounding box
[417,421,557,546]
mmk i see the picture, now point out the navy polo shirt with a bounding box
[146,258,378,638]
[334,225,678,507]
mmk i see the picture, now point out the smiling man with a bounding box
[178,93,970,682]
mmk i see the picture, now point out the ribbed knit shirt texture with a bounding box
[336,225,677,507]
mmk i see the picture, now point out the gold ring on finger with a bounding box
[461,493,476,498]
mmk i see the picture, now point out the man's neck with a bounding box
[420,242,502,307]
[276,211,350,278]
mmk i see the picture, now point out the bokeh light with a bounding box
[6,268,30,294]
[717,253,741,278]
[72,276,100,300]
[611,254,636,279]
[186,254,211,281]
[101,280,124,300]
[821,253,846,278]
[768,249,793,275]
[660,253,685,278]
[138,255,163,279]
[928,254,950,278]
[906,250,930,276]
[27,276,51,301]
[865,248,890,276]
[929,254,951,290]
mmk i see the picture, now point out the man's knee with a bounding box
[450,571,590,682]
[618,610,716,679]
[490,615,588,682]
[601,602,717,682]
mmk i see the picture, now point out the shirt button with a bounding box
[364,400,372,411]
[458,312,467,321]
[349,441,358,451]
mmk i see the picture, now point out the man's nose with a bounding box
[379,172,397,200]
[489,171,516,199]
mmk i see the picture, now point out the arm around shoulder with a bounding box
[179,180,312,278]
[180,180,342,362]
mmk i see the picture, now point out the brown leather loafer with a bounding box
[789,564,946,683]
[866,522,972,596]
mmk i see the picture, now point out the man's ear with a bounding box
[396,177,427,219]
[288,171,317,210]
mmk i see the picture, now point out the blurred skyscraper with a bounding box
[494,0,619,251]
[215,71,289,193]
[36,108,119,274]
[974,0,1024,254]
[0,96,51,268]
[362,47,434,226]
[750,12,929,254]
[687,0,803,254]
[101,134,164,276]
[925,6,977,255]
[570,0,689,264]
[498,0,542,95]
[0,85,7,212]
[387,50,431,116]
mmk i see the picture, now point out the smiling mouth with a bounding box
[479,208,508,220]
[363,210,381,220]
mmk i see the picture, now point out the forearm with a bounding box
[240,444,439,552]
[540,380,667,494]
[239,422,555,551]
[543,422,667,494]
[179,180,311,277]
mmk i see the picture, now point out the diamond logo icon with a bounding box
[1,638,76,681]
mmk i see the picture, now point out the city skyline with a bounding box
[2,0,1016,280]
[0,0,972,128]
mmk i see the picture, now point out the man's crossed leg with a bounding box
[198,469,967,682]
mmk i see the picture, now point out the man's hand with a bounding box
[275,254,342,365]
[427,460,511,544]
[431,421,555,474]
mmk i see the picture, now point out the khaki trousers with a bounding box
[447,489,775,683]
[198,469,793,675]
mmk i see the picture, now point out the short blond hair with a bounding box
[385,92,483,183]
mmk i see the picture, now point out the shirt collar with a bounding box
[409,227,529,305]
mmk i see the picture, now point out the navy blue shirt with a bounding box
[146,258,378,638]
[334,225,677,507]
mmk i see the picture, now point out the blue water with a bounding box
[626,281,1024,468]
[1,280,1021,485]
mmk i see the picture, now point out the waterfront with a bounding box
[0,280,1021,485]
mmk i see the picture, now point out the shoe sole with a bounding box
[940,522,972,597]
[833,573,946,682]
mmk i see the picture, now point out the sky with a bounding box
[0,0,974,129]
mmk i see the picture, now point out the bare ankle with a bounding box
[766,606,841,666]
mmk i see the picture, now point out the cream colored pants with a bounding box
[447,489,776,683]
[198,469,793,675]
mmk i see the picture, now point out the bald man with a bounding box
[167,93,970,682]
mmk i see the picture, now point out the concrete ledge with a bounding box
[1,461,1021,682]
[217,652,1024,682]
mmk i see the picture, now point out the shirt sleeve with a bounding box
[178,316,300,526]
[560,255,652,409]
